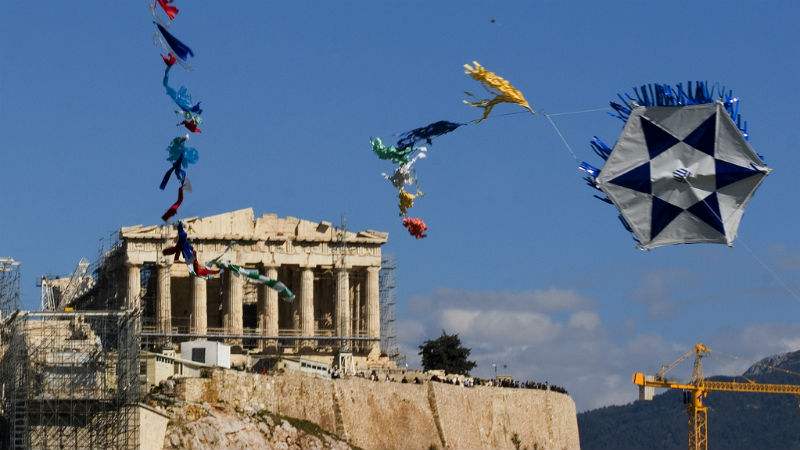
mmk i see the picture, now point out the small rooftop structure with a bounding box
[180,339,231,369]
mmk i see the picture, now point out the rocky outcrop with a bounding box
[159,401,355,450]
[173,370,580,450]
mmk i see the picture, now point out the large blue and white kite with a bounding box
[581,83,771,250]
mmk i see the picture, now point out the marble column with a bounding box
[125,262,141,311]
[335,268,350,343]
[156,263,172,334]
[353,281,361,337]
[224,269,244,344]
[191,276,207,335]
[301,267,315,348]
[258,265,279,351]
[366,266,381,354]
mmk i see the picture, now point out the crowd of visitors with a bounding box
[261,360,569,396]
[350,368,569,395]
[444,376,569,395]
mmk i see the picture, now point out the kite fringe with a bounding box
[587,81,757,196]
[578,162,600,187]
[589,136,612,161]
[609,81,749,140]
[578,139,613,203]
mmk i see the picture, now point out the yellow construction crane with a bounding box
[633,343,800,450]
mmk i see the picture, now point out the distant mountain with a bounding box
[578,350,800,450]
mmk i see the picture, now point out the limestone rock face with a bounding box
[160,401,354,450]
[171,370,580,450]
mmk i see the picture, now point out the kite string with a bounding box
[542,113,580,162]
[381,105,607,139]
[683,178,800,304]
[545,107,609,117]
[738,239,800,303]
[538,106,608,163]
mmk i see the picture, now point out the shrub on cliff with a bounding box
[418,331,477,375]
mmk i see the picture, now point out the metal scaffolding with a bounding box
[1,310,140,449]
[379,254,405,366]
[39,258,92,311]
[37,232,126,313]
[69,234,126,311]
[0,258,21,318]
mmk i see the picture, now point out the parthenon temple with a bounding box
[74,208,389,357]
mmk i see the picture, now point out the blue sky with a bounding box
[2,1,800,410]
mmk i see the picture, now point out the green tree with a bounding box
[418,331,477,375]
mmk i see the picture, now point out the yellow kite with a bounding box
[463,61,533,121]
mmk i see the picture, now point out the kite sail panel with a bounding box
[583,83,770,250]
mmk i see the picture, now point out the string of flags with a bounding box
[207,259,296,301]
[150,0,196,226]
[148,1,294,297]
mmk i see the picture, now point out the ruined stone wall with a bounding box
[176,370,580,450]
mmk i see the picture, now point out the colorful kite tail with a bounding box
[162,245,181,262]
[156,0,179,20]
[193,260,219,278]
[191,250,220,278]
[155,23,194,62]
[398,188,420,216]
[161,185,184,221]
[402,217,428,239]
[182,120,201,133]
[159,155,185,189]
[162,53,177,67]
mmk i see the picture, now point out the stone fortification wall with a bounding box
[430,382,578,450]
[177,370,579,450]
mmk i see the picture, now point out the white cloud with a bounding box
[441,308,562,345]
[400,287,656,411]
[409,287,591,315]
[568,311,600,331]
[396,287,800,412]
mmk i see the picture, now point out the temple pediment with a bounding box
[120,208,389,244]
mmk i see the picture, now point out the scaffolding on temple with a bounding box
[0,257,21,318]
[379,254,405,366]
[39,232,127,313]
[0,310,141,449]
[39,258,91,311]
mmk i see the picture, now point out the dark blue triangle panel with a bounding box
[641,117,680,159]
[608,162,651,194]
[716,159,762,189]
[686,193,725,236]
[683,113,716,156]
[650,196,684,241]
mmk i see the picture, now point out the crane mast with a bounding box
[633,343,800,450]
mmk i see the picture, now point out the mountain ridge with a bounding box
[578,349,800,450]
